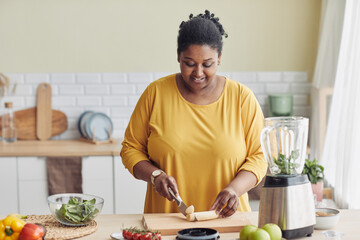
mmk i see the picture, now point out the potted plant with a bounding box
[302,158,325,202]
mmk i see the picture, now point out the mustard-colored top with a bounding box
[120,74,267,213]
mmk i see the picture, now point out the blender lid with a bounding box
[263,174,309,187]
[177,228,219,240]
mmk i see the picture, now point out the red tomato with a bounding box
[125,230,134,240]
[133,232,142,240]
[19,223,46,240]
[123,229,129,239]
[153,232,161,240]
[140,232,152,240]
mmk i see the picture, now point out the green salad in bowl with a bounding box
[48,193,104,226]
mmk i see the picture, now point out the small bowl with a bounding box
[48,193,104,226]
[315,208,340,230]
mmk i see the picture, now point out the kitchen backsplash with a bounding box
[0,72,311,140]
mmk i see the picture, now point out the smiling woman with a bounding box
[120,10,267,218]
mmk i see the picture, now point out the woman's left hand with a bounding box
[210,187,239,218]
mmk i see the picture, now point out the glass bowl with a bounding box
[48,193,104,226]
[315,208,340,230]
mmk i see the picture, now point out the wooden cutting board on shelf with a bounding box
[142,212,251,235]
[36,83,52,140]
[0,107,68,140]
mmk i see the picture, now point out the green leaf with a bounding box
[55,197,98,224]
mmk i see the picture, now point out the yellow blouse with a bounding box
[120,74,267,213]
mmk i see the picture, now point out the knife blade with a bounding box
[168,188,188,216]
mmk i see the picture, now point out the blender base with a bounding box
[282,225,314,239]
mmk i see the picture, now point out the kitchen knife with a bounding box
[168,188,188,216]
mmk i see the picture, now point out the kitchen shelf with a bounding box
[0,139,122,157]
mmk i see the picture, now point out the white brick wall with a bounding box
[1,72,311,140]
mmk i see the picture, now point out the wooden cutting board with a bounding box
[0,107,68,140]
[142,212,251,235]
[36,83,52,140]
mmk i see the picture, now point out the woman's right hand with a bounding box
[153,173,179,201]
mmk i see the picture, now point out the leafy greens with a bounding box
[272,149,301,175]
[55,197,99,224]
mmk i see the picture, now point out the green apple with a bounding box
[262,223,282,240]
[239,225,258,240]
[249,228,271,240]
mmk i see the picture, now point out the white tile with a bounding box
[59,85,84,95]
[24,96,36,107]
[58,107,85,118]
[112,118,130,130]
[51,85,59,96]
[84,107,110,115]
[291,83,311,94]
[128,72,153,84]
[50,73,76,84]
[244,83,265,94]
[111,84,136,95]
[103,96,127,106]
[231,72,257,83]
[66,118,78,130]
[76,73,101,83]
[1,96,24,108]
[128,95,141,106]
[25,73,49,84]
[111,107,135,118]
[265,83,291,93]
[112,129,125,139]
[255,94,269,106]
[4,73,24,83]
[293,95,309,106]
[217,72,232,78]
[12,85,33,95]
[136,84,148,94]
[283,72,308,83]
[85,85,110,95]
[257,72,282,82]
[154,72,173,80]
[58,129,81,140]
[102,73,127,83]
[77,96,102,106]
[52,96,76,107]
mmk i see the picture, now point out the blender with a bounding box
[258,117,315,239]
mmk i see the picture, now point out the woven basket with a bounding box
[25,215,98,240]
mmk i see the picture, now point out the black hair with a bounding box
[177,10,228,55]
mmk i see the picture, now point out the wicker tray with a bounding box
[25,215,98,240]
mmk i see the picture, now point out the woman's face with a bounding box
[178,44,222,92]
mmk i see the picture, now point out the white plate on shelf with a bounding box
[85,112,113,141]
[78,110,94,138]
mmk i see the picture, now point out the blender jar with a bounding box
[260,116,309,175]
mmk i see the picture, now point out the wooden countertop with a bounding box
[82,210,358,240]
[0,139,122,157]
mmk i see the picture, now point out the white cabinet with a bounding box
[18,157,49,215]
[0,155,147,215]
[0,157,18,214]
[114,156,147,214]
[82,156,114,214]
[0,156,116,215]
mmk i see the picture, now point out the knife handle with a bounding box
[168,188,182,205]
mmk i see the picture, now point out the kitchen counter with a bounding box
[0,139,122,157]
[82,210,358,240]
